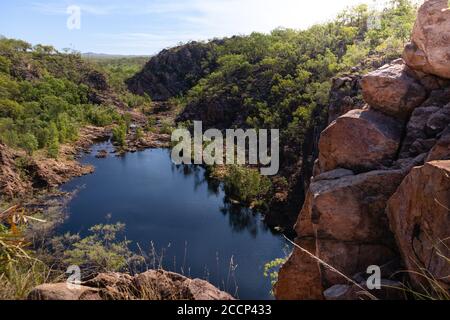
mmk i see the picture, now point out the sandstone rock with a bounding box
[427,127,450,161]
[318,109,403,172]
[400,100,450,159]
[28,283,101,301]
[324,280,404,300]
[28,270,234,301]
[313,168,354,182]
[387,161,450,292]
[274,239,324,300]
[403,0,450,79]
[306,169,405,243]
[317,240,396,287]
[133,270,234,300]
[361,60,427,119]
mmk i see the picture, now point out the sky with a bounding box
[0,0,380,55]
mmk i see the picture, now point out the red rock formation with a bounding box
[403,0,450,79]
[276,0,450,300]
[387,161,450,292]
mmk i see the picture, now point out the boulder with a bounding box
[403,0,450,79]
[306,169,405,243]
[134,270,234,300]
[361,60,427,119]
[28,283,101,301]
[28,270,234,301]
[387,161,450,292]
[274,239,324,300]
[427,127,450,161]
[399,101,450,159]
[318,109,403,172]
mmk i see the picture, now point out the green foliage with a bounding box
[0,37,128,155]
[112,123,127,146]
[54,223,135,273]
[185,0,417,148]
[224,166,272,205]
[264,258,287,289]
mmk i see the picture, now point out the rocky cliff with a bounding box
[126,41,217,101]
[275,0,450,300]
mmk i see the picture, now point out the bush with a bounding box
[224,166,272,205]
[56,223,138,273]
[112,123,127,146]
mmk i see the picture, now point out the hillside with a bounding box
[127,0,418,229]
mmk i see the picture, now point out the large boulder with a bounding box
[305,169,405,243]
[403,0,450,79]
[28,283,101,301]
[134,270,235,300]
[360,60,427,119]
[318,109,403,172]
[387,161,450,292]
[274,239,324,300]
[275,169,404,299]
[28,270,234,301]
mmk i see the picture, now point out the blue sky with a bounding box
[0,0,376,55]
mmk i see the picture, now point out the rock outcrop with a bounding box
[318,109,403,172]
[361,60,427,119]
[29,270,234,301]
[127,42,216,101]
[387,161,450,291]
[276,0,450,300]
[403,0,450,79]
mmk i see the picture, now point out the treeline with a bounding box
[0,39,124,157]
[185,0,416,144]
[174,0,417,210]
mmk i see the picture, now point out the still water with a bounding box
[59,142,287,300]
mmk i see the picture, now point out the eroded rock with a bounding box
[387,161,450,292]
[361,60,427,119]
[28,270,234,301]
[403,0,450,79]
[318,109,403,172]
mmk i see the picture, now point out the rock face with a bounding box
[328,74,364,123]
[0,144,30,198]
[361,60,427,119]
[403,0,450,79]
[29,270,234,301]
[318,109,403,172]
[276,0,450,300]
[387,161,450,291]
[127,42,216,101]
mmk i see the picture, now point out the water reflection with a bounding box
[60,146,287,299]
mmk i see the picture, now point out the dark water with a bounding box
[59,142,288,300]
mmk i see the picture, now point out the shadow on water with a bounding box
[59,144,289,300]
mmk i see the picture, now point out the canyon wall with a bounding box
[275,0,450,300]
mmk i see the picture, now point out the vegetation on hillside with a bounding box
[175,0,418,207]
[0,39,126,157]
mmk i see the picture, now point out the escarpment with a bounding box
[126,41,217,101]
[276,0,450,300]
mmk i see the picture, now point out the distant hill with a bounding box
[82,52,150,60]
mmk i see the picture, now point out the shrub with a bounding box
[223,166,272,205]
